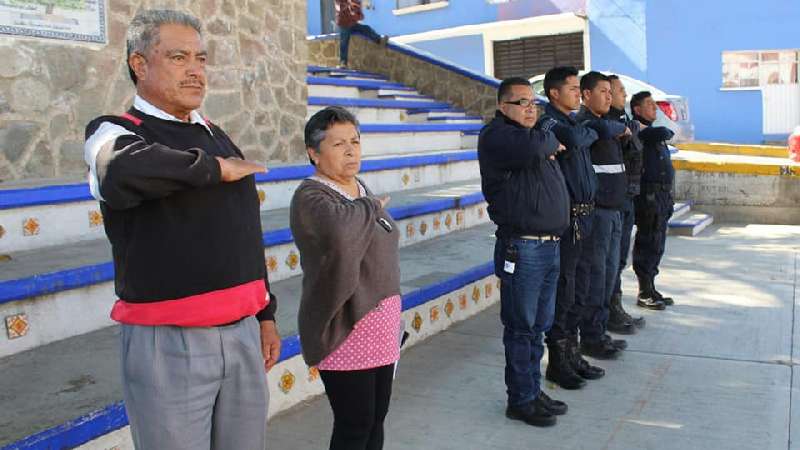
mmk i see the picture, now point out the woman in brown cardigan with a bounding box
[290,106,401,450]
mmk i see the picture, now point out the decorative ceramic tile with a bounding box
[279,369,296,394]
[459,294,468,310]
[285,251,299,270]
[411,312,423,333]
[22,218,39,236]
[266,256,279,273]
[88,210,103,227]
[0,225,5,239]
[257,189,267,205]
[429,305,440,323]
[401,173,411,186]
[433,216,441,231]
[472,286,481,303]
[444,299,455,318]
[406,223,415,238]
[478,207,485,219]
[444,214,453,229]
[308,366,320,382]
[456,211,465,226]
[419,221,428,236]
[5,314,29,339]
[485,283,493,299]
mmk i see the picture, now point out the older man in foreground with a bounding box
[83,9,280,449]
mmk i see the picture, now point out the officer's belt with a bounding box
[570,202,594,217]
[641,183,672,193]
[519,235,561,242]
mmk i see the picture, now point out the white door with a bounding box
[762,84,800,135]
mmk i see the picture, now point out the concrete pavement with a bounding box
[268,224,800,450]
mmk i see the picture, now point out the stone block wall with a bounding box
[0,0,307,184]
[309,36,498,121]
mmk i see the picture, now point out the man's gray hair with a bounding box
[126,9,203,84]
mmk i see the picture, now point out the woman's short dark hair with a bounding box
[304,106,360,166]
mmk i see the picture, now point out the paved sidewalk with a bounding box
[268,224,800,450]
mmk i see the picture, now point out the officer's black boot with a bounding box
[567,336,605,380]
[636,276,666,310]
[611,292,645,329]
[603,333,627,350]
[607,293,637,335]
[546,339,587,390]
[580,337,621,360]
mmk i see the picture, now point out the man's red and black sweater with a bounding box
[85,108,276,326]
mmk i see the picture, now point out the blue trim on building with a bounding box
[2,261,495,449]
[308,33,501,89]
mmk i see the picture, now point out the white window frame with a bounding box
[393,0,448,15]
[722,49,799,90]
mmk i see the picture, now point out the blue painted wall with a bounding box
[587,0,646,80]
[647,1,800,143]
[308,0,322,36]
[409,34,486,74]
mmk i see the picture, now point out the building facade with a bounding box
[308,0,800,144]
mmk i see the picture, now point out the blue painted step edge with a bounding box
[1,151,478,210]
[0,190,486,305]
[427,116,483,121]
[360,123,483,133]
[0,261,494,450]
[306,65,386,80]
[306,75,410,90]
[308,96,450,110]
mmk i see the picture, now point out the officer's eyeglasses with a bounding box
[504,98,535,109]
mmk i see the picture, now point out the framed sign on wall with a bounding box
[0,0,106,43]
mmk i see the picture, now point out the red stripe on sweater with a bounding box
[119,112,143,126]
[110,279,268,326]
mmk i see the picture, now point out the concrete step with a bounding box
[672,201,692,219]
[360,123,482,157]
[668,212,714,236]
[308,96,452,117]
[0,150,479,254]
[306,76,416,99]
[426,115,484,124]
[377,94,437,103]
[0,224,498,448]
[0,179,488,357]
[306,65,388,81]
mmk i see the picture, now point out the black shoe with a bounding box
[603,334,627,350]
[611,293,646,329]
[581,338,621,360]
[545,339,587,390]
[607,318,636,335]
[506,401,557,427]
[567,337,605,380]
[637,292,666,310]
[653,289,674,306]
[535,391,567,415]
